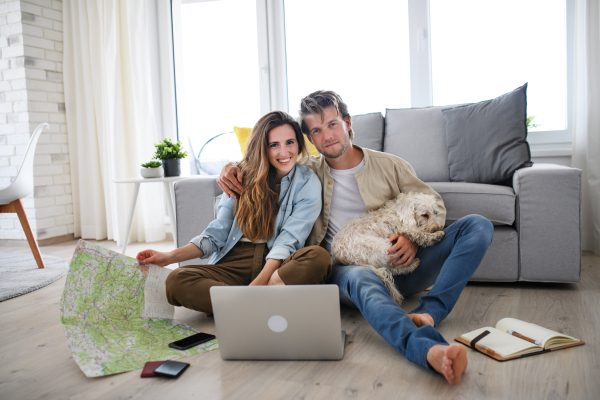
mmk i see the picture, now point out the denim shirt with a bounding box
[190,163,322,264]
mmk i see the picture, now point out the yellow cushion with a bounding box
[304,137,320,156]
[234,126,319,157]
[233,126,253,155]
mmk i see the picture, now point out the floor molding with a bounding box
[38,234,76,247]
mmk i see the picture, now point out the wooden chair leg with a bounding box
[11,199,46,269]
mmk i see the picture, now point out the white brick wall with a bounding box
[0,0,73,241]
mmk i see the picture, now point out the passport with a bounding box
[140,361,164,378]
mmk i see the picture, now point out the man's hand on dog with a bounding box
[218,162,243,199]
[388,234,418,268]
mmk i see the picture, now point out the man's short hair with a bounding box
[299,90,354,141]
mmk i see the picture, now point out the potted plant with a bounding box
[152,138,188,177]
[140,161,164,179]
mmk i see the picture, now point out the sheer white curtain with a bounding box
[572,0,600,255]
[63,0,166,246]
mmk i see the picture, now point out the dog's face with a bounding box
[412,195,444,233]
[389,192,445,233]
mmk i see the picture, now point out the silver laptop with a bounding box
[210,285,346,360]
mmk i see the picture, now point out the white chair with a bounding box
[188,136,201,175]
[0,123,50,269]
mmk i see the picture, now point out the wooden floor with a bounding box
[1,237,599,400]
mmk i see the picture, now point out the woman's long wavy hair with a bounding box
[235,111,308,242]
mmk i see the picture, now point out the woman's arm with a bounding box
[137,194,238,266]
[189,194,237,259]
[136,243,204,267]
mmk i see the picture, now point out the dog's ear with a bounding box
[395,199,418,227]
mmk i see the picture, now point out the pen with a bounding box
[508,330,541,345]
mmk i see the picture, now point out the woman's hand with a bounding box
[136,244,204,267]
[249,259,283,286]
[136,249,171,267]
[249,275,270,286]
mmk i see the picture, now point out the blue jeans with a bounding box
[327,214,494,369]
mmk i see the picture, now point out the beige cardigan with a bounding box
[301,145,446,247]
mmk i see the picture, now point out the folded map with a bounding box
[60,240,218,377]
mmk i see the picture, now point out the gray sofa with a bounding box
[174,106,582,283]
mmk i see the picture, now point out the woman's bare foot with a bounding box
[408,313,434,327]
[426,343,468,385]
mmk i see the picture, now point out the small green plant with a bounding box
[526,115,540,130]
[141,161,162,168]
[152,138,189,160]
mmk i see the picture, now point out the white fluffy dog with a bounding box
[331,192,445,306]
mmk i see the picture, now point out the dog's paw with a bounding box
[421,231,445,247]
[432,231,445,243]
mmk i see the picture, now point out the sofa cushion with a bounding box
[351,112,385,152]
[442,83,532,184]
[428,182,515,226]
[217,183,514,227]
[384,106,457,182]
[215,184,514,226]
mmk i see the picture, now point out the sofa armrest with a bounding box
[513,163,582,282]
[174,176,222,266]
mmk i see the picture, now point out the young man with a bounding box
[218,90,494,385]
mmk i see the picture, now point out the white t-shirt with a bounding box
[323,159,366,253]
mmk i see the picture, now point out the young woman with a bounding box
[136,111,330,313]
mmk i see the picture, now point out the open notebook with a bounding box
[455,318,584,361]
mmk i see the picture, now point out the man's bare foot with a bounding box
[408,313,434,327]
[426,343,468,385]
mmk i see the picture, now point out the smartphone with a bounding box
[168,332,216,350]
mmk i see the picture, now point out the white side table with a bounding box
[113,176,200,254]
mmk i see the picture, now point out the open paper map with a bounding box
[60,240,218,377]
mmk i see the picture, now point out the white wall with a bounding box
[0,0,73,241]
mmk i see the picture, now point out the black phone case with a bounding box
[169,333,215,350]
[153,360,190,378]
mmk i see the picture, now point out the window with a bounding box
[171,0,574,158]
[284,0,411,115]
[172,0,260,161]
[430,0,567,132]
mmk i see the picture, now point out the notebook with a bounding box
[455,317,584,361]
